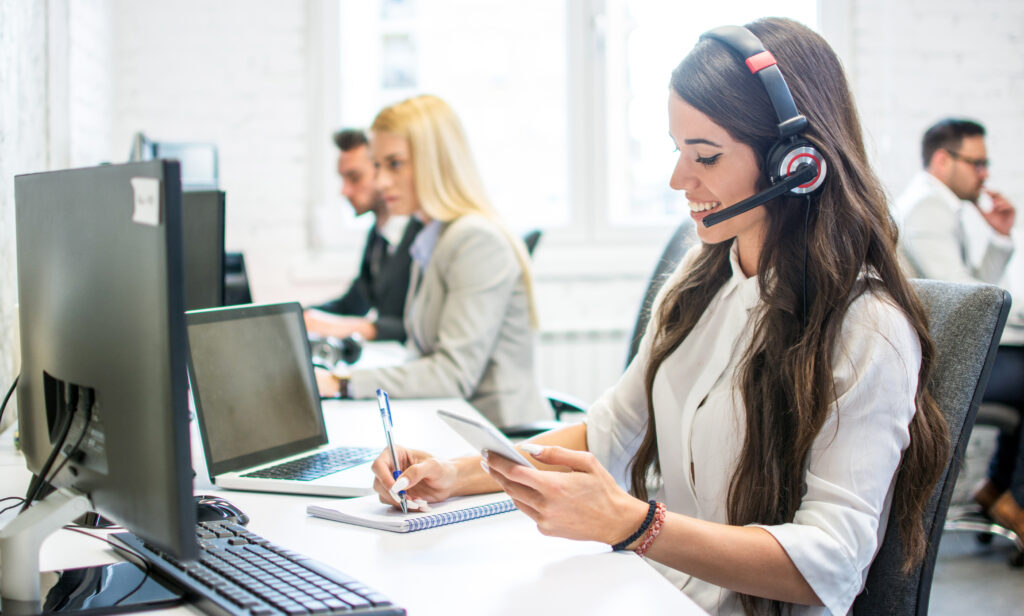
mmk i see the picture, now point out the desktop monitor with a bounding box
[6,161,196,610]
[182,190,226,310]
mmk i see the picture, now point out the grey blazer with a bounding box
[349,214,552,427]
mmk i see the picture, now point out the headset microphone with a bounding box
[702,162,817,227]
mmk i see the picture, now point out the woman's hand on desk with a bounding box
[371,446,460,509]
[483,445,649,547]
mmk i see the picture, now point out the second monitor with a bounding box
[182,189,226,311]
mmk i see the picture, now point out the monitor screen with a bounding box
[182,190,226,311]
[129,132,219,191]
[153,142,218,191]
[185,303,326,475]
[14,160,196,561]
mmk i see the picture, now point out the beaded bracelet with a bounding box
[611,500,657,551]
[635,501,667,557]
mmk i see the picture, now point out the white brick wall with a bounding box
[0,0,49,432]
[109,0,346,305]
[836,0,1024,209]
[68,0,115,168]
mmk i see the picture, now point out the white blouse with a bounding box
[585,242,920,616]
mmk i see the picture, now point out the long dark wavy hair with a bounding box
[627,18,950,615]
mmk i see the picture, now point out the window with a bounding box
[333,0,817,244]
[338,0,570,235]
[603,0,818,228]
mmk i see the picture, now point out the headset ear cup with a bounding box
[766,138,827,195]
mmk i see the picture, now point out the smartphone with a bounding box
[436,409,533,467]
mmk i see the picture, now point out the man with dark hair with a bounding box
[897,117,1024,539]
[304,128,422,342]
[900,118,1015,281]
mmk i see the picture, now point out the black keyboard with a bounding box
[242,446,378,481]
[113,520,404,616]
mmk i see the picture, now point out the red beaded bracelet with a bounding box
[635,501,666,557]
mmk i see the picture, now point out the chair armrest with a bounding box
[499,421,568,439]
[498,391,590,439]
[543,389,589,419]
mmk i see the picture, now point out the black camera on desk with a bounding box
[308,333,363,370]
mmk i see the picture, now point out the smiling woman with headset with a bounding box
[369,18,949,615]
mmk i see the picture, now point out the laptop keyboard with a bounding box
[114,519,404,615]
[242,446,378,481]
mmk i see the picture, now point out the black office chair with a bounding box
[223,251,253,305]
[624,218,698,368]
[522,229,542,257]
[501,219,697,438]
[852,280,1010,615]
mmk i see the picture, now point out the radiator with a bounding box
[536,328,631,406]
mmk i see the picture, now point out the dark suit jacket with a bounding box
[314,217,423,342]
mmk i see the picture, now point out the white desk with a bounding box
[1,398,706,615]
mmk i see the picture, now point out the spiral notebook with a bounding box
[306,492,517,533]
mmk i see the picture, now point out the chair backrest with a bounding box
[852,279,1010,615]
[223,251,253,305]
[522,229,542,257]
[625,219,697,368]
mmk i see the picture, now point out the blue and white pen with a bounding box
[376,388,407,514]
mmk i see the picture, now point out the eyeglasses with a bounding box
[944,148,989,172]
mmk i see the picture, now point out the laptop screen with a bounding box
[186,302,329,475]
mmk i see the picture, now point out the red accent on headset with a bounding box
[745,51,777,74]
[787,153,820,188]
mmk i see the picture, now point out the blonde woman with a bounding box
[319,95,552,429]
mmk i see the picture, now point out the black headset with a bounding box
[698,25,827,227]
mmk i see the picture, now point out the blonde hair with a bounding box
[371,94,538,326]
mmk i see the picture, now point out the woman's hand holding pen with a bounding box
[371,446,459,510]
[484,444,650,546]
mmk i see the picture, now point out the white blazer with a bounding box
[586,243,920,615]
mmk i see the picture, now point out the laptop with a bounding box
[185,301,377,497]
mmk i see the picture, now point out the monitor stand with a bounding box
[0,488,184,615]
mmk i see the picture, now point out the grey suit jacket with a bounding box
[349,214,552,427]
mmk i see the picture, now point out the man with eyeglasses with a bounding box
[897,117,1024,542]
[898,117,1015,282]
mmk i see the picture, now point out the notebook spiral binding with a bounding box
[405,500,518,532]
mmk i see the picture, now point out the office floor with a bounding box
[930,426,1024,615]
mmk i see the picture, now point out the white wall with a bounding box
[830,0,1024,206]
[0,0,49,432]
[110,0,344,306]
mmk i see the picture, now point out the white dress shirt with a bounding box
[895,170,1024,342]
[586,241,921,615]
[896,171,1014,286]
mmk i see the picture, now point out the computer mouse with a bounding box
[195,494,249,526]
